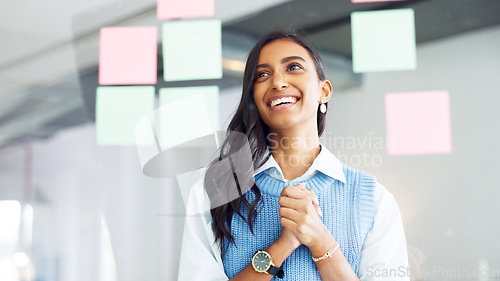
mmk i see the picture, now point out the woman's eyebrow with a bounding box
[281,56,306,64]
[256,56,306,69]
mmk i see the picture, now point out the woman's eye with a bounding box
[256,72,269,78]
[288,63,303,71]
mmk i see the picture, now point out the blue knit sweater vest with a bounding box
[221,164,376,280]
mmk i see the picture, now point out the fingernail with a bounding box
[318,208,323,217]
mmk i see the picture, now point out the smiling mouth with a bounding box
[268,96,300,108]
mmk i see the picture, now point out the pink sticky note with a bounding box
[352,0,406,3]
[99,26,157,85]
[157,0,215,20]
[385,91,452,156]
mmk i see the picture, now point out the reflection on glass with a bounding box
[100,215,117,281]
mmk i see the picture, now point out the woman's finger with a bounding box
[281,183,309,199]
[299,184,319,206]
[298,184,322,217]
[279,216,297,230]
[307,189,320,207]
[279,196,308,211]
[279,206,301,220]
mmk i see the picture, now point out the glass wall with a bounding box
[1,0,499,280]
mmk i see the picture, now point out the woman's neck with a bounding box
[268,127,321,181]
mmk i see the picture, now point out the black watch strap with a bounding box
[268,265,284,278]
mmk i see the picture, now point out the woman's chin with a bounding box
[264,114,318,133]
[266,119,300,130]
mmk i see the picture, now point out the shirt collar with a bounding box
[254,144,346,183]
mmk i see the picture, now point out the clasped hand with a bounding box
[278,183,330,250]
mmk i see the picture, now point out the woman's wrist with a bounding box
[264,238,297,268]
[308,228,336,258]
[276,233,301,253]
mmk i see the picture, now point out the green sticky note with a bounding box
[162,20,222,81]
[96,86,155,145]
[158,86,219,149]
[351,9,417,73]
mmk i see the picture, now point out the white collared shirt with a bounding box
[178,145,410,281]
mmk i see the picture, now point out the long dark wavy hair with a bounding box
[204,29,329,257]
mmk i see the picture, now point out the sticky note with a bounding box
[157,0,215,20]
[351,9,416,73]
[157,86,219,149]
[352,0,406,3]
[134,87,219,178]
[99,26,157,85]
[96,86,155,145]
[162,20,222,81]
[159,86,219,133]
[385,91,452,156]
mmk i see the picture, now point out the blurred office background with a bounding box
[1,0,499,280]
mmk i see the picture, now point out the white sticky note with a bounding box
[96,86,155,145]
[351,9,416,73]
[157,86,219,149]
[162,20,222,81]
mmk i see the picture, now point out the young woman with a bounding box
[178,30,409,281]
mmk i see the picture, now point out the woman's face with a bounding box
[253,39,331,131]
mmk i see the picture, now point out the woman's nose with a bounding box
[272,72,288,91]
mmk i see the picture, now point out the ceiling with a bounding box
[227,0,500,57]
[1,0,499,148]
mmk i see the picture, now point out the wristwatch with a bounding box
[251,250,284,278]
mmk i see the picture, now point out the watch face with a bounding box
[252,251,271,272]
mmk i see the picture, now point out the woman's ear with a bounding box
[320,80,333,103]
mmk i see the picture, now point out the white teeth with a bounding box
[270,96,298,107]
